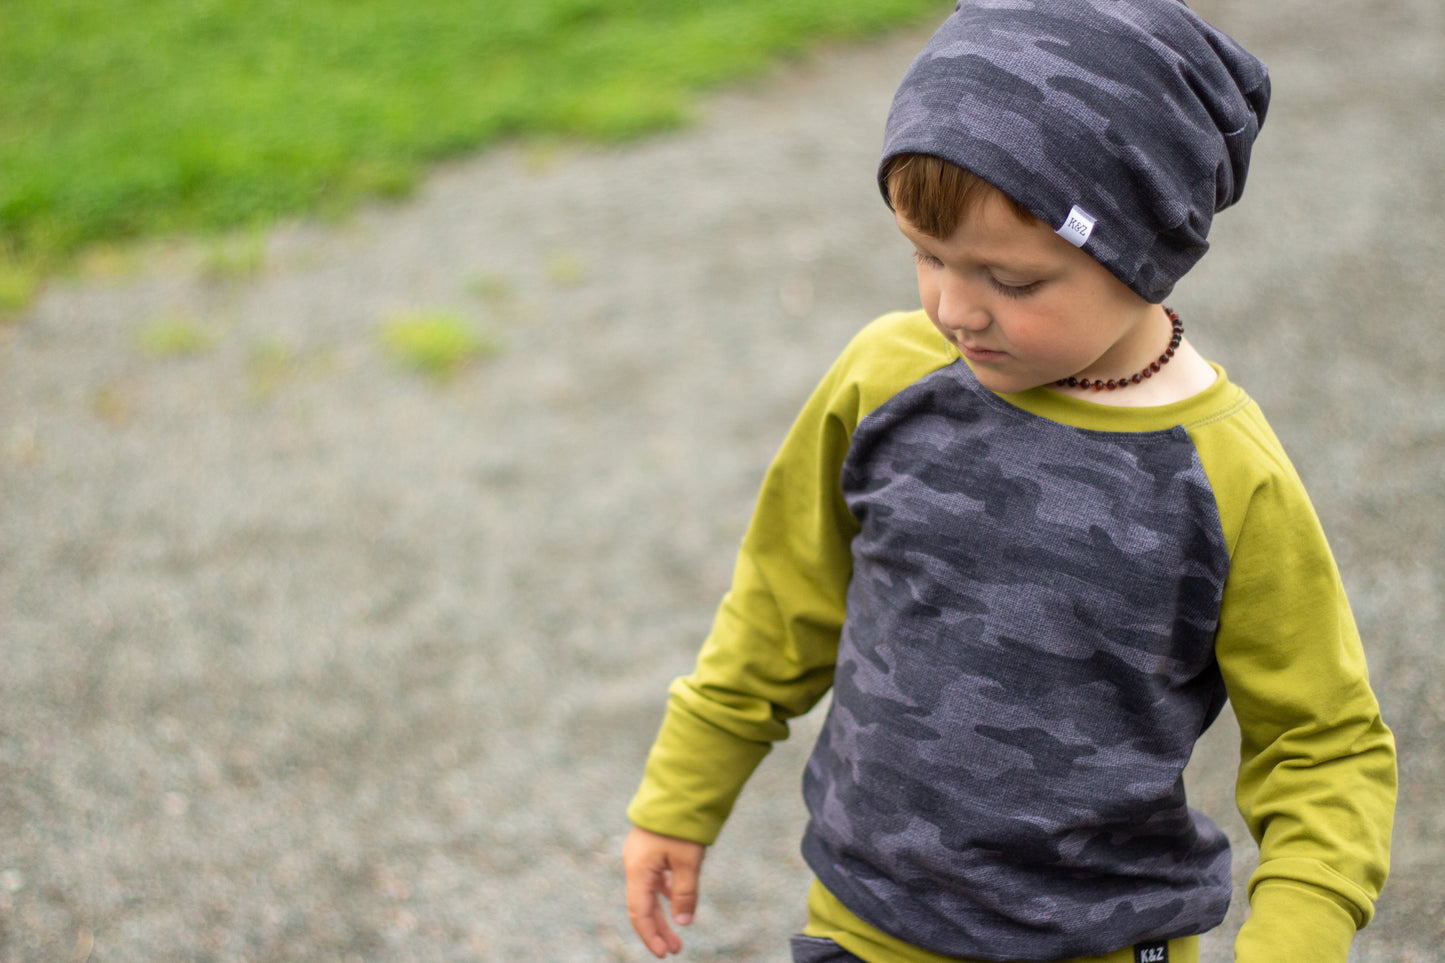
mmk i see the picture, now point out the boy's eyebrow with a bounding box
[903,235,1059,276]
[894,211,1058,268]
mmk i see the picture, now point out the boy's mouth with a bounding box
[959,343,1008,363]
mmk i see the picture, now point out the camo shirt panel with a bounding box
[800,359,1233,961]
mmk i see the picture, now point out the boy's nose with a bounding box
[935,277,992,333]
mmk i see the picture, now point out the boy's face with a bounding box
[897,191,1164,396]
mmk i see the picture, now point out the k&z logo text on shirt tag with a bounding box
[1134,942,1168,963]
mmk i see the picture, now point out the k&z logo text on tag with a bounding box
[1055,204,1096,247]
[1134,943,1168,963]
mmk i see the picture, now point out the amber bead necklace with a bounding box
[1054,306,1184,391]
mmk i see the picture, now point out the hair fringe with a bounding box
[883,154,1034,236]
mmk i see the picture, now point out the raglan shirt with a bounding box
[627,310,1395,963]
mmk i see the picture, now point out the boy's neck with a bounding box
[1047,338,1217,408]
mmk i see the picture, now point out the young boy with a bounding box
[623,1,1396,960]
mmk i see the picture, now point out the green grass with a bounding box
[200,228,267,280]
[1,0,943,278]
[136,316,216,358]
[380,312,496,381]
[0,256,40,315]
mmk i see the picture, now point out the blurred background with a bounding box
[2,1,1441,960]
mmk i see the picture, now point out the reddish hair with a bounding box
[883,153,1035,237]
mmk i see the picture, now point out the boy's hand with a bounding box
[623,825,706,958]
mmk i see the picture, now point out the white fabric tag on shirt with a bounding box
[1056,205,1097,247]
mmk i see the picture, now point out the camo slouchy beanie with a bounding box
[879,0,1270,302]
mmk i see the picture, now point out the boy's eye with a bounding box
[912,251,943,268]
[988,275,1043,299]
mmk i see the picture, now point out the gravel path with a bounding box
[3,3,1442,961]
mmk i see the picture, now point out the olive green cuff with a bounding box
[625,696,772,846]
[1234,878,1361,963]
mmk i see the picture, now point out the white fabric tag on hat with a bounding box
[1056,205,1097,247]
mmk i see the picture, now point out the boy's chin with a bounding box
[968,366,1048,396]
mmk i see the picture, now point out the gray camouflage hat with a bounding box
[880,0,1270,302]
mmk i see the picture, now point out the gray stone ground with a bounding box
[2,1,1442,961]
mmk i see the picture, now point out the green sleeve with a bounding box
[627,311,953,845]
[1191,399,1396,963]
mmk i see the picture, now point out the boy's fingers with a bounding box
[626,897,670,956]
[655,901,683,954]
[623,828,705,956]
[667,856,702,926]
[625,864,680,957]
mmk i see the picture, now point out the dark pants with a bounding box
[790,935,870,963]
